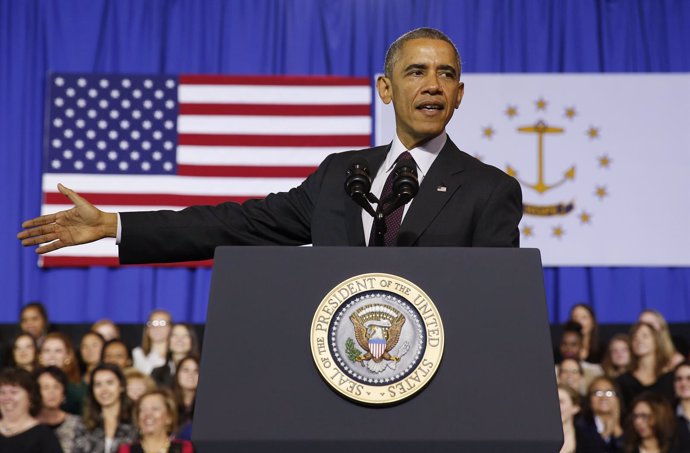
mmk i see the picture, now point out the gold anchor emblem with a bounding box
[506,120,575,194]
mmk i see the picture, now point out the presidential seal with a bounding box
[310,273,444,405]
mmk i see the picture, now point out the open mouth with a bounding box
[416,102,444,112]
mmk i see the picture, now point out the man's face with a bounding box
[559,332,582,359]
[377,38,464,149]
[20,307,45,339]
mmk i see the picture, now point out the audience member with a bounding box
[123,369,157,403]
[673,361,690,452]
[623,392,677,453]
[92,320,121,342]
[558,321,604,389]
[75,363,136,453]
[19,302,50,348]
[36,366,85,453]
[8,334,39,373]
[583,376,624,453]
[569,303,603,363]
[172,355,199,438]
[39,332,86,416]
[559,358,586,396]
[102,339,133,370]
[616,323,675,411]
[638,310,685,370]
[80,331,106,385]
[0,368,63,453]
[151,324,199,388]
[602,334,632,379]
[133,310,172,375]
[117,389,194,453]
[558,383,605,453]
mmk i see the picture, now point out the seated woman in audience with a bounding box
[92,319,121,342]
[558,384,605,453]
[673,361,690,452]
[623,392,676,453]
[569,303,603,363]
[36,366,85,453]
[602,334,631,379]
[172,355,199,439]
[638,309,684,370]
[616,323,675,411]
[117,389,194,453]
[75,363,136,453]
[102,339,133,370]
[0,368,62,453]
[19,302,50,348]
[582,376,624,453]
[124,368,157,403]
[9,334,38,372]
[80,331,105,385]
[151,324,199,388]
[133,309,172,375]
[39,331,87,415]
[559,358,586,396]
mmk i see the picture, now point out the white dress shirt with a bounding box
[362,132,447,245]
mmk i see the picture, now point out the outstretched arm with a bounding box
[17,184,118,254]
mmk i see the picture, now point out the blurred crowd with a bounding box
[2,301,690,453]
[0,303,197,453]
[555,304,690,453]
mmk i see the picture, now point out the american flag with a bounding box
[42,73,372,267]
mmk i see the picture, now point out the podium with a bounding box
[193,247,562,452]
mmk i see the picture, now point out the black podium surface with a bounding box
[193,247,562,452]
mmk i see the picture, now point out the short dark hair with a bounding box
[34,365,69,393]
[562,321,584,340]
[0,367,43,417]
[383,27,461,78]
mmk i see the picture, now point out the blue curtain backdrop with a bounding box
[2,0,689,324]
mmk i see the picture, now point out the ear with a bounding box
[377,76,393,105]
[454,81,464,109]
[573,404,581,416]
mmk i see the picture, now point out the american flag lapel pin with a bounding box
[436,185,447,192]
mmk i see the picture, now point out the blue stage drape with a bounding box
[2,0,689,324]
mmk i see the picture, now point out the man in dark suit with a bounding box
[18,28,522,263]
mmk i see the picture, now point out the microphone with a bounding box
[345,158,376,217]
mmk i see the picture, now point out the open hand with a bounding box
[17,184,118,254]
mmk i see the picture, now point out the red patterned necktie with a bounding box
[369,151,415,246]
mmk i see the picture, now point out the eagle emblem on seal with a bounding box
[349,304,406,363]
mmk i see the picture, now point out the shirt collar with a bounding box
[383,132,447,177]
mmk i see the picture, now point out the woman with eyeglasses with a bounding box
[673,361,690,452]
[132,309,172,375]
[623,392,677,453]
[583,376,624,453]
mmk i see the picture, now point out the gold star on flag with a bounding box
[598,155,611,168]
[505,105,518,119]
[482,126,495,139]
[564,107,577,119]
[535,98,548,111]
[552,225,565,238]
[595,186,608,199]
[587,126,600,139]
[579,211,592,224]
[522,225,534,238]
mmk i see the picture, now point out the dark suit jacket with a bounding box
[119,137,522,264]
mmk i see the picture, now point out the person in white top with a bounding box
[132,309,172,375]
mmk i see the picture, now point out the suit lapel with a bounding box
[397,138,466,246]
[344,144,390,245]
